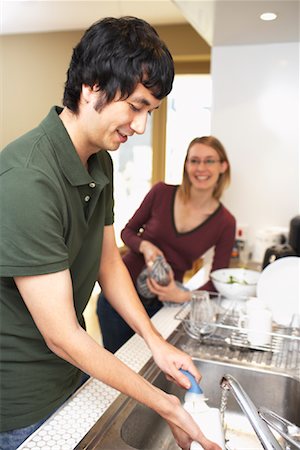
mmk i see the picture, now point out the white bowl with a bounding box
[210,268,260,300]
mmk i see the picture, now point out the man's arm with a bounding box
[98,226,158,339]
[98,226,199,384]
[15,266,220,450]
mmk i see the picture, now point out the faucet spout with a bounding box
[220,374,282,450]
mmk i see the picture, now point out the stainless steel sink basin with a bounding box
[76,328,300,450]
[75,356,300,450]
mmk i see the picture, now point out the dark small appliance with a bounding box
[262,244,297,269]
[288,215,300,256]
[262,215,300,269]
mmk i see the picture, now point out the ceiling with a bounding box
[175,0,299,46]
[1,0,299,46]
[1,1,186,35]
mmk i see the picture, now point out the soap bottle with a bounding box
[180,369,225,450]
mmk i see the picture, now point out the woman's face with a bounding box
[185,143,228,193]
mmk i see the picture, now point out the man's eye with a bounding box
[129,103,141,112]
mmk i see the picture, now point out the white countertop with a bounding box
[19,304,182,450]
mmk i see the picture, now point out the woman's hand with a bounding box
[147,270,191,303]
[139,240,163,266]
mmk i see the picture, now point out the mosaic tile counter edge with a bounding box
[18,304,182,450]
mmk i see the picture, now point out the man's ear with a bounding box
[81,84,100,103]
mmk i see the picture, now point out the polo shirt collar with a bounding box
[40,106,109,188]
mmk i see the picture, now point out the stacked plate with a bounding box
[257,256,300,326]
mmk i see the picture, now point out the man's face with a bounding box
[79,83,161,152]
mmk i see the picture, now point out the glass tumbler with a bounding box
[190,290,216,336]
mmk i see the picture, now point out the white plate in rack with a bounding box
[256,256,300,326]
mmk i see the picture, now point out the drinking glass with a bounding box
[190,290,216,336]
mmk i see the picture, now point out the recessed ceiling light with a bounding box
[260,12,277,21]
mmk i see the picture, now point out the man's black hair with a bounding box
[63,16,174,113]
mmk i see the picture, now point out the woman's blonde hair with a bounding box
[178,136,231,202]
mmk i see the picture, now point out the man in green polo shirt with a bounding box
[0,17,221,450]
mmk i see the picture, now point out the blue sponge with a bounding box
[180,369,203,394]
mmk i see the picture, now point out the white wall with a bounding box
[210,42,299,248]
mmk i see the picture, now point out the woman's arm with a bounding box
[121,182,161,253]
[132,208,236,299]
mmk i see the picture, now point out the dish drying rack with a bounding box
[174,292,300,355]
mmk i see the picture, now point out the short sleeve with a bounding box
[0,167,69,276]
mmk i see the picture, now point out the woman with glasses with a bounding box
[97,136,236,353]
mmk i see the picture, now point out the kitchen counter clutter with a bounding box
[18,304,182,450]
[19,300,300,450]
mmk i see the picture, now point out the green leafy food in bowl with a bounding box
[226,275,248,285]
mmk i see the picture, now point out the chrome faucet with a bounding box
[220,374,282,450]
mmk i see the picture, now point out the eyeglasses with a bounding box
[187,158,221,167]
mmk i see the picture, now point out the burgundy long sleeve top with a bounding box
[121,182,236,292]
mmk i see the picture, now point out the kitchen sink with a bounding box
[75,356,300,450]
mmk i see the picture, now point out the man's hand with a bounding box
[169,419,223,450]
[146,333,201,390]
[161,393,222,450]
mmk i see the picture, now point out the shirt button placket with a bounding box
[84,181,95,204]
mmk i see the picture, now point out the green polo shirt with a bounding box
[0,106,114,431]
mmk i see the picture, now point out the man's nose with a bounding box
[131,112,148,135]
